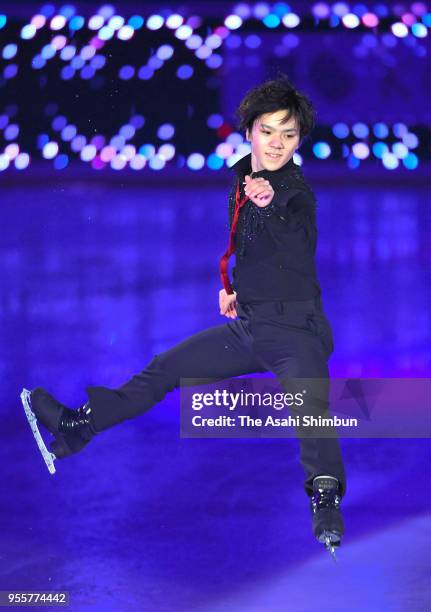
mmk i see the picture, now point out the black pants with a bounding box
[87,296,346,498]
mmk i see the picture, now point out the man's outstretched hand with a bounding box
[219,288,237,319]
[244,175,274,207]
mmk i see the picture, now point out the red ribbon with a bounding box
[220,179,249,295]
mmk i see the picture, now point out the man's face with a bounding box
[246,110,300,172]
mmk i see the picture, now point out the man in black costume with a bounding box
[23,76,346,556]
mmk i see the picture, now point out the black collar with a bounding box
[230,153,297,178]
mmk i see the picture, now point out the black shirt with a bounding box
[229,153,322,303]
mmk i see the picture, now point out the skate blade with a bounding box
[319,530,340,562]
[21,388,57,475]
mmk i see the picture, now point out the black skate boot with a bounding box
[20,387,97,474]
[311,475,344,561]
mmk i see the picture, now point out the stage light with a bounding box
[226,132,243,146]
[0,154,10,171]
[282,13,300,28]
[216,143,234,158]
[392,22,409,37]
[5,143,19,159]
[118,145,134,161]
[120,124,136,140]
[52,36,67,50]
[362,12,379,27]
[3,44,17,60]
[100,146,116,162]
[372,142,388,158]
[91,55,106,69]
[52,116,67,131]
[38,134,49,148]
[207,153,224,170]
[186,35,203,50]
[81,145,97,161]
[157,45,174,60]
[61,150,76,168]
[158,144,175,160]
[111,154,127,170]
[207,114,223,129]
[80,45,96,60]
[60,66,74,80]
[245,34,262,48]
[128,15,144,30]
[373,123,389,138]
[91,135,105,149]
[226,35,242,49]
[253,3,270,19]
[234,3,252,18]
[139,144,155,158]
[41,45,56,60]
[225,15,243,29]
[177,65,194,79]
[71,135,86,152]
[130,115,145,128]
[147,15,164,30]
[21,25,37,40]
[98,26,114,40]
[422,12,431,26]
[71,57,85,70]
[0,15,6,30]
[0,115,8,129]
[263,14,280,28]
[283,33,300,47]
[411,23,427,37]
[119,65,135,80]
[392,123,407,137]
[401,13,417,26]
[130,154,146,170]
[187,153,205,170]
[89,15,104,30]
[333,3,349,17]
[206,55,223,68]
[118,25,134,40]
[138,66,153,80]
[166,14,183,29]
[352,142,370,159]
[215,26,229,39]
[403,152,419,169]
[149,155,166,170]
[313,142,331,158]
[69,16,84,30]
[392,143,408,158]
[332,122,349,138]
[110,135,125,150]
[293,151,303,165]
[230,140,247,156]
[42,141,59,159]
[108,15,125,30]
[4,65,18,79]
[195,46,211,59]
[4,124,19,140]
[312,3,331,19]
[176,25,193,39]
[382,152,399,169]
[99,5,115,19]
[342,13,360,28]
[59,5,75,19]
[50,15,67,30]
[402,133,419,148]
[347,154,360,168]
[81,66,95,80]
[157,124,175,140]
[15,152,30,169]
[206,34,222,49]
[148,56,163,70]
[352,122,369,138]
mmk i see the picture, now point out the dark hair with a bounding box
[236,75,316,143]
